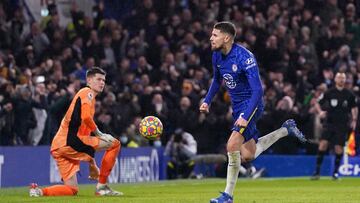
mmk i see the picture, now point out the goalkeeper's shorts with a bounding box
[51,136,100,181]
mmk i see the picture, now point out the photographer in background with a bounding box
[164,128,197,179]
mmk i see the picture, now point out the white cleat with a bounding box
[95,185,123,196]
[29,183,43,197]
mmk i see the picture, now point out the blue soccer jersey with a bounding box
[204,44,264,141]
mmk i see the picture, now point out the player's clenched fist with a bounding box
[234,117,248,128]
[199,103,209,113]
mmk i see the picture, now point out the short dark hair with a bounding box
[214,21,236,38]
[86,67,106,78]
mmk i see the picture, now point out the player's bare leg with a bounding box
[240,139,256,163]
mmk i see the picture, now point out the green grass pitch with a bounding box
[1,177,359,203]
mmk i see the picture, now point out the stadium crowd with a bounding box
[0,0,359,155]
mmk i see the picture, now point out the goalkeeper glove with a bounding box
[94,128,115,143]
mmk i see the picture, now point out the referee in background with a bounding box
[311,72,358,180]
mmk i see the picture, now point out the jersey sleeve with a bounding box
[319,91,329,110]
[349,91,357,108]
[242,54,263,121]
[79,90,97,131]
[204,53,222,104]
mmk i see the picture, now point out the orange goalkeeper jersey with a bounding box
[51,87,98,157]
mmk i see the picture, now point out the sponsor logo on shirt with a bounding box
[245,57,256,70]
[245,63,257,70]
[245,57,254,65]
[223,74,236,89]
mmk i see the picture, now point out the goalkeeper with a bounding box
[30,67,122,197]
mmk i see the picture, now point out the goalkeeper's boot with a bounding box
[282,119,307,143]
[210,192,233,203]
[95,185,123,196]
[29,183,43,197]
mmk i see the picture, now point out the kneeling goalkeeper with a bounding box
[30,67,122,197]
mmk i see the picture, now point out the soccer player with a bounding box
[311,72,358,180]
[30,67,122,197]
[199,22,306,203]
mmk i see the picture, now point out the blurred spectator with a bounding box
[170,96,197,133]
[12,85,47,145]
[319,0,343,26]
[23,22,50,63]
[0,101,14,145]
[70,35,84,63]
[72,57,94,83]
[28,81,48,146]
[165,128,197,179]
[181,79,200,109]
[148,93,169,140]
[110,90,140,136]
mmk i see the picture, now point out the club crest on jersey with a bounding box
[88,92,93,101]
[223,74,236,89]
[232,64,238,72]
[331,99,338,107]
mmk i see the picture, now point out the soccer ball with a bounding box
[139,116,163,140]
